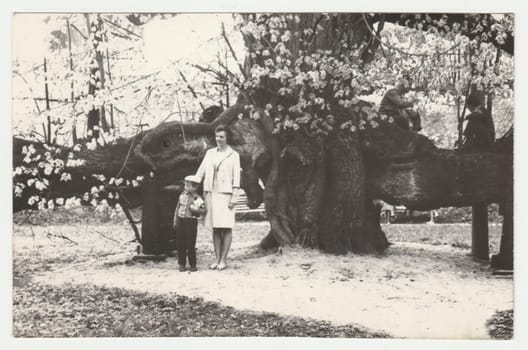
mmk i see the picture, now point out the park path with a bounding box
[32,222,513,339]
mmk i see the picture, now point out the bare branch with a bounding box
[177,69,205,111]
[95,230,122,244]
[46,231,78,245]
[221,22,248,80]
[102,17,142,39]
[12,71,42,114]
[175,95,187,144]
[70,23,88,40]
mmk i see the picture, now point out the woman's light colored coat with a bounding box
[195,146,240,194]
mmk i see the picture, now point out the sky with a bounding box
[12,13,246,71]
[12,14,50,62]
[142,14,245,69]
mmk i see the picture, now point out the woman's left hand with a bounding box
[228,197,237,209]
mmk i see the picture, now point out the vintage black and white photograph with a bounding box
[11,9,515,341]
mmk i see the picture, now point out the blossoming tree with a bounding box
[12,13,514,267]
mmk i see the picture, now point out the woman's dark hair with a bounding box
[214,124,232,144]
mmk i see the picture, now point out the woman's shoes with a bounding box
[209,262,227,270]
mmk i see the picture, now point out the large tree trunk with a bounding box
[243,14,391,253]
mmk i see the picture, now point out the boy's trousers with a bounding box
[176,217,198,267]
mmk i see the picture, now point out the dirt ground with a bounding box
[12,218,512,339]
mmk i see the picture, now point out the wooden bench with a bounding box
[235,193,266,214]
[235,193,266,220]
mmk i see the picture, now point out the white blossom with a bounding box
[66,159,86,167]
[28,195,40,206]
[53,159,64,168]
[60,172,72,182]
[44,165,53,176]
[38,199,47,210]
[35,180,47,191]
[86,139,97,151]
[65,197,82,209]
[281,31,291,42]
[14,185,24,197]
[92,174,106,182]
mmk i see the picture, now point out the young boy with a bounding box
[173,175,206,272]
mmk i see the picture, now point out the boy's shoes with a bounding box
[189,266,198,272]
[179,265,186,272]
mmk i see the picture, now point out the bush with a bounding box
[435,204,502,224]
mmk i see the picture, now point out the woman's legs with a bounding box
[211,228,222,268]
[218,228,232,269]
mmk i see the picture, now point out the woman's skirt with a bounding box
[204,191,235,229]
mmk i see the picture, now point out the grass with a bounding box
[383,223,503,254]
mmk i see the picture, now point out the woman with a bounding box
[195,124,240,270]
